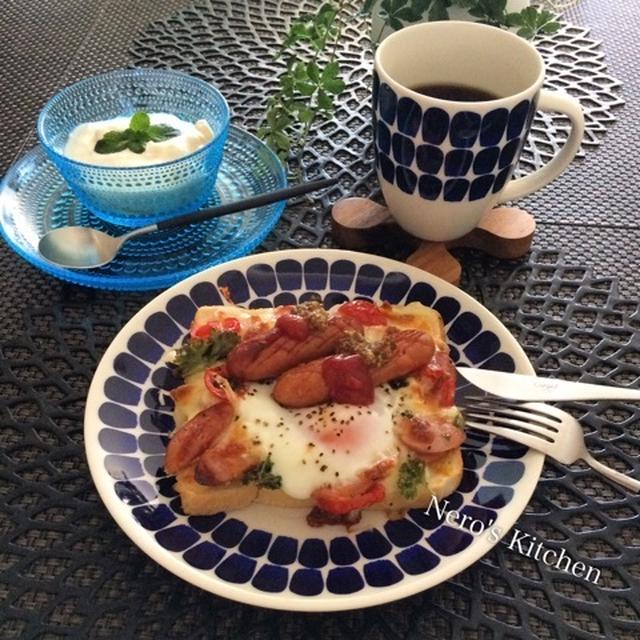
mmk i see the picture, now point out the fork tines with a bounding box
[463,396,561,442]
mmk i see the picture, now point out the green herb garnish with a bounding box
[243,454,282,490]
[397,458,426,499]
[172,329,240,378]
[94,111,180,155]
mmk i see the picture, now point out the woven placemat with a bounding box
[1,249,638,640]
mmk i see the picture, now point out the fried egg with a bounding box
[238,383,400,500]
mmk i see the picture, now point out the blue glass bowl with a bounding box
[0,127,286,291]
[36,68,230,227]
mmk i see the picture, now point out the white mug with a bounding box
[373,21,585,242]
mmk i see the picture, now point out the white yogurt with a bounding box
[63,113,214,167]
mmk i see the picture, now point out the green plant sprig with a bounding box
[257,1,347,162]
[259,1,561,163]
[94,111,180,155]
[370,0,561,44]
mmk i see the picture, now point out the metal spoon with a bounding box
[38,177,337,269]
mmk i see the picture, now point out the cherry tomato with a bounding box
[338,300,388,326]
[421,351,457,407]
[397,415,465,455]
[313,482,386,515]
[322,354,374,405]
[191,317,241,339]
[275,313,310,341]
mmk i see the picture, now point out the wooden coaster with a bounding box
[331,198,536,286]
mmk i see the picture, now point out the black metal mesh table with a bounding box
[1,1,638,638]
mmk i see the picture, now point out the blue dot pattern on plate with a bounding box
[373,73,538,203]
[97,257,527,596]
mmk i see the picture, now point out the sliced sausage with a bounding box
[164,401,234,474]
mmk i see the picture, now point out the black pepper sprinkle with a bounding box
[320,465,327,472]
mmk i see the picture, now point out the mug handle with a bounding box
[500,89,585,202]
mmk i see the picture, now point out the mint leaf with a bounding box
[94,132,129,154]
[127,137,147,154]
[93,111,181,155]
[130,111,150,131]
[147,124,181,142]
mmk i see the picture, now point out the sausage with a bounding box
[272,329,436,407]
[396,415,465,456]
[164,402,235,474]
[194,441,261,486]
[226,316,360,381]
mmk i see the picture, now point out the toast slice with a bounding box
[167,300,465,523]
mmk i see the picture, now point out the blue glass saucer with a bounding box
[0,126,286,291]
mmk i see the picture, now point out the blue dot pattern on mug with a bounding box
[95,257,531,598]
[373,72,538,203]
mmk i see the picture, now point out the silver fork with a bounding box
[464,397,640,492]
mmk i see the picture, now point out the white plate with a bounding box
[85,249,543,611]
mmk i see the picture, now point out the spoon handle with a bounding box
[155,176,338,231]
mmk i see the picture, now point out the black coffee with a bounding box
[410,83,500,102]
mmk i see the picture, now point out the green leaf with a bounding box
[317,90,333,111]
[298,107,315,124]
[243,454,282,490]
[172,330,240,378]
[321,61,340,81]
[127,138,146,154]
[516,26,534,39]
[295,81,316,96]
[428,1,450,21]
[504,11,523,27]
[307,61,320,83]
[147,124,181,142]
[94,133,129,154]
[395,7,421,21]
[271,131,291,152]
[467,6,486,18]
[323,78,345,94]
[293,62,308,80]
[275,113,292,129]
[411,0,429,13]
[390,0,409,11]
[540,21,561,35]
[380,0,394,13]
[129,111,150,132]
